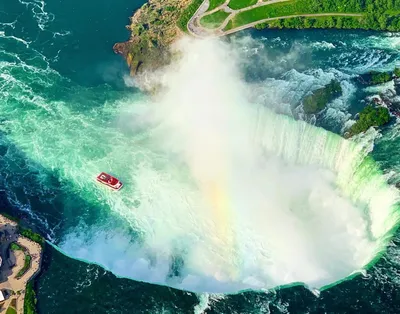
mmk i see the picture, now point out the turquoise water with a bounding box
[2,0,400,313]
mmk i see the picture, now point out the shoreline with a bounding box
[115,0,400,76]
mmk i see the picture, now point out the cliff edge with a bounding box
[113,0,193,76]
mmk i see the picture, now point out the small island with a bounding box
[345,105,391,138]
[358,68,400,85]
[302,80,342,114]
[0,214,43,314]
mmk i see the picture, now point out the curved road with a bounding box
[187,0,363,38]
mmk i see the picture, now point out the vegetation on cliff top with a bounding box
[200,10,230,28]
[1,212,20,223]
[253,16,364,31]
[19,227,45,247]
[221,0,400,31]
[17,254,32,278]
[6,307,17,314]
[303,80,342,114]
[347,105,390,137]
[228,0,257,10]
[208,0,225,11]
[10,242,23,251]
[177,0,203,32]
[24,281,37,314]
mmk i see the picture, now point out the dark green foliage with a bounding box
[303,80,342,114]
[19,228,44,247]
[226,0,400,31]
[10,242,23,251]
[369,71,392,84]
[177,0,204,32]
[0,212,20,223]
[17,254,31,278]
[255,22,268,29]
[348,105,390,136]
[24,281,37,314]
[394,68,400,77]
[248,15,365,31]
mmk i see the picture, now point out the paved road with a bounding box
[187,0,362,38]
[187,0,212,37]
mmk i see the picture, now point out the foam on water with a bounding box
[18,0,55,30]
[1,37,400,294]
[311,41,336,50]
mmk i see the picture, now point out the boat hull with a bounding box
[96,172,123,191]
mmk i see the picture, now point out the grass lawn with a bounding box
[230,1,302,28]
[228,0,257,10]
[224,19,234,30]
[208,0,226,11]
[6,307,17,314]
[200,10,230,28]
[16,254,31,278]
[24,281,38,314]
[10,242,23,251]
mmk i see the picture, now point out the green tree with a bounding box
[348,105,390,136]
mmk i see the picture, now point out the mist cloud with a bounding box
[61,37,399,294]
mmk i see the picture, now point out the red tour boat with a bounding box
[96,172,123,190]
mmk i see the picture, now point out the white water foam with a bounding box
[58,38,400,293]
[18,0,55,30]
[1,36,399,294]
[311,41,336,50]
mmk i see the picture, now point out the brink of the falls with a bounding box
[1,36,399,294]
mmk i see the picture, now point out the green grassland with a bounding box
[192,0,400,32]
[6,307,17,314]
[228,0,258,10]
[24,281,38,314]
[208,0,226,11]
[200,10,230,28]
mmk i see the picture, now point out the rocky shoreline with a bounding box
[113,0,194,76]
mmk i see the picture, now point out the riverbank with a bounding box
[0,215,42,314]
[115,0,400,75]
[113,0,194,76]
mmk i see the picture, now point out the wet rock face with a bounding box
[113,39,170,76]
[113,43,126,56]
[394,78,400,95]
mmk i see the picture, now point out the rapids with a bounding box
[1,36,399,293]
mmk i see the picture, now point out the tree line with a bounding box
[253,0,400,31]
